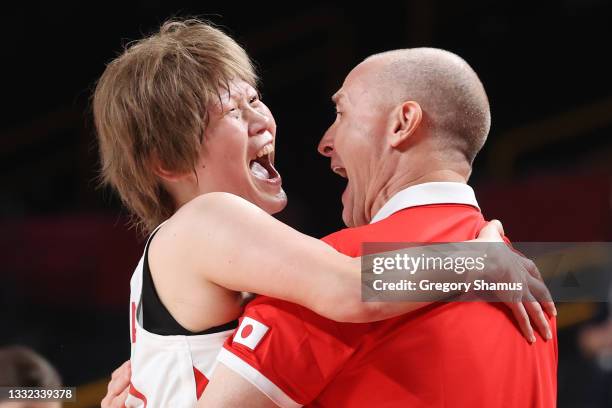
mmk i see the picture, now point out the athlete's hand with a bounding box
[101,360,130,408]
[474,220,556,343]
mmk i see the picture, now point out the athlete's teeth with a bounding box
[255,144,273,159]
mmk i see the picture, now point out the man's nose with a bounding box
[317,130,334,157]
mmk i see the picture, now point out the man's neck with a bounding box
[368,169,467,223]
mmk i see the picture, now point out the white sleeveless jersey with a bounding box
[125,227,235,408]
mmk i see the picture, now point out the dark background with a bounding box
[1,1,611,406]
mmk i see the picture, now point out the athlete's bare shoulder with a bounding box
[182,192,267,218]
[151,193,265,267]
[144,194,226,276]
[173,192,269,235]
[146,193,245,331]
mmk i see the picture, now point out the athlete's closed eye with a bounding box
[249,95,259,104]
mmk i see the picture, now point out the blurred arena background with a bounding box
[1,1,611,406]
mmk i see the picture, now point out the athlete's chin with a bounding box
[257,189,288,215]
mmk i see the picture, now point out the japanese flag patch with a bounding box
[233,317,269,350]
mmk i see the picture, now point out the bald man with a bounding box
[198,48,557,407]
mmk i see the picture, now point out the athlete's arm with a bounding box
[170,193,553,337]
[168,193,369,323]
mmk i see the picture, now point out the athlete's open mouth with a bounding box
[249,144,280,181]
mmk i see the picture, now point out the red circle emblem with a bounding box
[241,324,254,338]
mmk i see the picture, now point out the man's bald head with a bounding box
[319,48,491,226]
[365,48,491,164]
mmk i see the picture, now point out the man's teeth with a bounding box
[256,144,274,158]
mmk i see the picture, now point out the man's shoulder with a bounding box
[320,227,350,248]
[245,295,302,313]
[245,295,332,324]
[321,223,379,256]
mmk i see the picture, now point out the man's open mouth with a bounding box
[332,166,347,178]
[249,144,280,181]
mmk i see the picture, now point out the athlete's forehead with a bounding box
[218,80,257,103]
[208,80,259,114]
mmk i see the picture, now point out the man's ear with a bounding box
[388,101,422,148]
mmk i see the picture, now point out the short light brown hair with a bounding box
[93,19,257,234]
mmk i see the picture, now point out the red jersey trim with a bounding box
[217,348,302,408]
[131,302,137,343]
[128,382,147,407]
[193,366,209,400]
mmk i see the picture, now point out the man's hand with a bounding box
[474,220,557,343]
[101,360,130,408]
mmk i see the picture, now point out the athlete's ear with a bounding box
[387,101,422,149]
[151,155,186,183]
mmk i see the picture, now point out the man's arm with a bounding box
[195,296,359,408]
[198,364,279,408]
[100,360,280,408]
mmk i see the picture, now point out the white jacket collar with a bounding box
[370,182,480,224]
